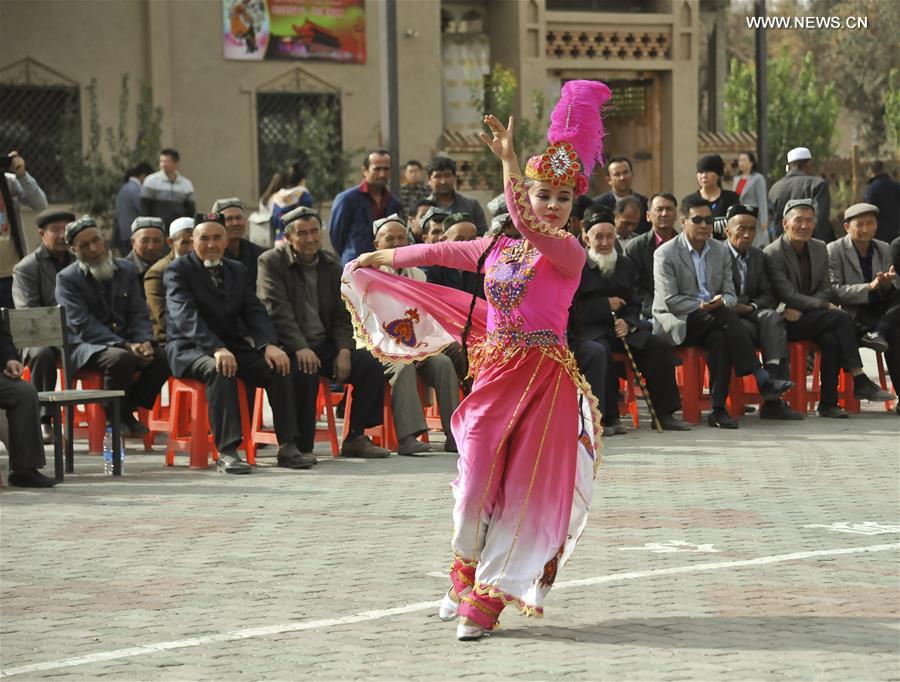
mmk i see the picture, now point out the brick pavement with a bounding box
[1,401,898,680]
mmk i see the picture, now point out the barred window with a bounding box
[605,83,647,119]
[256,92,340,195]
[0,84,80,202]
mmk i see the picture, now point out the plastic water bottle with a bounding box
[102,427,125,475]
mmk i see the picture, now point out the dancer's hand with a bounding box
[353,250,394,270]
[479,115,517,163]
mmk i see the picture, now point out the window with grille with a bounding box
[0,84,80,202]
[605,83,647,119]
[256,92,341,195]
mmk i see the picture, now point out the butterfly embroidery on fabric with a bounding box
[383,308,424,348]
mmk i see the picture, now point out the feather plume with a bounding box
[546,80,612,180]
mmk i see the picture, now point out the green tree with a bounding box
[884,69,900,150]
[293,103,360,212]
[468,64,546,195]
[59,75,162,230]
[724,48,839,182]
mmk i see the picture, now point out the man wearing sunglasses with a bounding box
[724,204,802,420]
[653,196,794,428]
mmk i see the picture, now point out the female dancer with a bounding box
[348,80,611,640]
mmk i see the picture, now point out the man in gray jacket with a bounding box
[764,199,894,417]
[257,206,389,459]
[768,147,833,242]
[12,208,76,441]
[827,202,900,404]
[653,196,793,428]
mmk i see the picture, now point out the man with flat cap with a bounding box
[12,208,76,441]
[212,197,265,286]
[828,202,900,401]
[257,205,390,459]
[165,213,311,472]
[724,204,802,420]
[768,147,832,241]
[126,216,167,294]
[56,216,170,436]
[144,216,194,344]
[765,198,894,417]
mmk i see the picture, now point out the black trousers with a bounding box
[574,334,681,421]
[682,306,760,409]
[82,345,170,412]
[26,346,60,421]
[0,374,45,472]
[786,308,861,406]
[184,348,297,451]
[856,299,900,395]
[292,343,384,452]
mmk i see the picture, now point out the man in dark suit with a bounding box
[55,216,169,436]
[827,203,900,402]
[0,314,55,487]
[724,205,802,420]
[257,206,389,459]
[211,197,265,286]
[570,211,688,433]
[653,196,794,428]
[593,156,650,234]
[12,208,76,442]
[164,214,309,472]
[624,193,679,319]
[764,199,894,417]
[863,160,899,244]
[125,216,166,294]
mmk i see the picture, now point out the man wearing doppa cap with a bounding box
[144,217,195,344]
[126,216,167,294]
[768,147,833,242]
[211,197,265,286]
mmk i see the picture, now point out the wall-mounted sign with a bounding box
[223,0,366,63]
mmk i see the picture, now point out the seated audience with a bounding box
[724,205,802,419]
[56,216,169,436]
[421,206,450,244]
[126,216,166,293]
[593,156,650,234]
[144,217,194,344]
[425,214,484,299]
[164,214,309,472]
[653,196,794,428]
[0,315,55,487]
[12,208,75,442]
[570,211,689,433]
[764,199,894,417]
[425,156,487,234]
[613,195,642,244]
[211,197,265,286]
[257,205,389,458]
[827,203,900,404]
[625,192,679,318]
[407,198,438,244]
[372,215,461,454]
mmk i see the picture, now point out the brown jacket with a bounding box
[256,245,354,353]
[143,250,175,343]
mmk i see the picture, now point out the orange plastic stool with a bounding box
[786,341,822,414]
[139,378,173,451]
[72,370,107,454]
[674,347,711,424]
[612,352,639,428]
[165,378,254,468]
[343,381,396,451]
[876,352,896,411]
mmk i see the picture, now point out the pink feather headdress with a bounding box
[525,80,612,196]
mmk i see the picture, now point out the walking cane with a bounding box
[612,312,663,433]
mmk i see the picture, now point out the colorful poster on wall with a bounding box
[222,0,366,64]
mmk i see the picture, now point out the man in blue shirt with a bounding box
[329,149,402,265]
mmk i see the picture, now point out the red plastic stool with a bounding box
[343,381,396,451]
[612,352,639,428]
[786,341,822,414]
[71,370,107,454]
[674,347,711,425]
[251,378,342,457]
[165,378,254,468]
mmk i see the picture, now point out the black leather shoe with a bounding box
[216,450,252,474]
[397,435,432,456]
[853,377,895,402]
[757,376,795,397]
[340,435,390,458]
[759,400,804,420]
[602,420,627,436]
[658,414,692,431]
[40,423,54,444]
[8,468,57,488]
[707,410,738,429]
[118,414,150,438]
[276,444,316,469]
[817,404,849,419]
[860,331,889,353]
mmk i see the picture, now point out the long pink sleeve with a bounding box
[392,236,497,273]
[504,172,585,278]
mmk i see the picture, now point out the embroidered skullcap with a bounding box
[65,215,98,245]
[443,212,473,230]
[372,213,405,238]
[725,204,759,221]
[490,212,512,233]
[169,216,195,237]
[194,212,226,228]
[211,197,244,213]
[282,205,321,227]
[131,216,165,235]
[36,208,75,229]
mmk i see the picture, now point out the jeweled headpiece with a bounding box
[525,80,612,196]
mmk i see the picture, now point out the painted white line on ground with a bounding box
[2,542,897,678]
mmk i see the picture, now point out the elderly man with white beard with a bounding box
[568,211,689,433]
[55,216,170,436]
